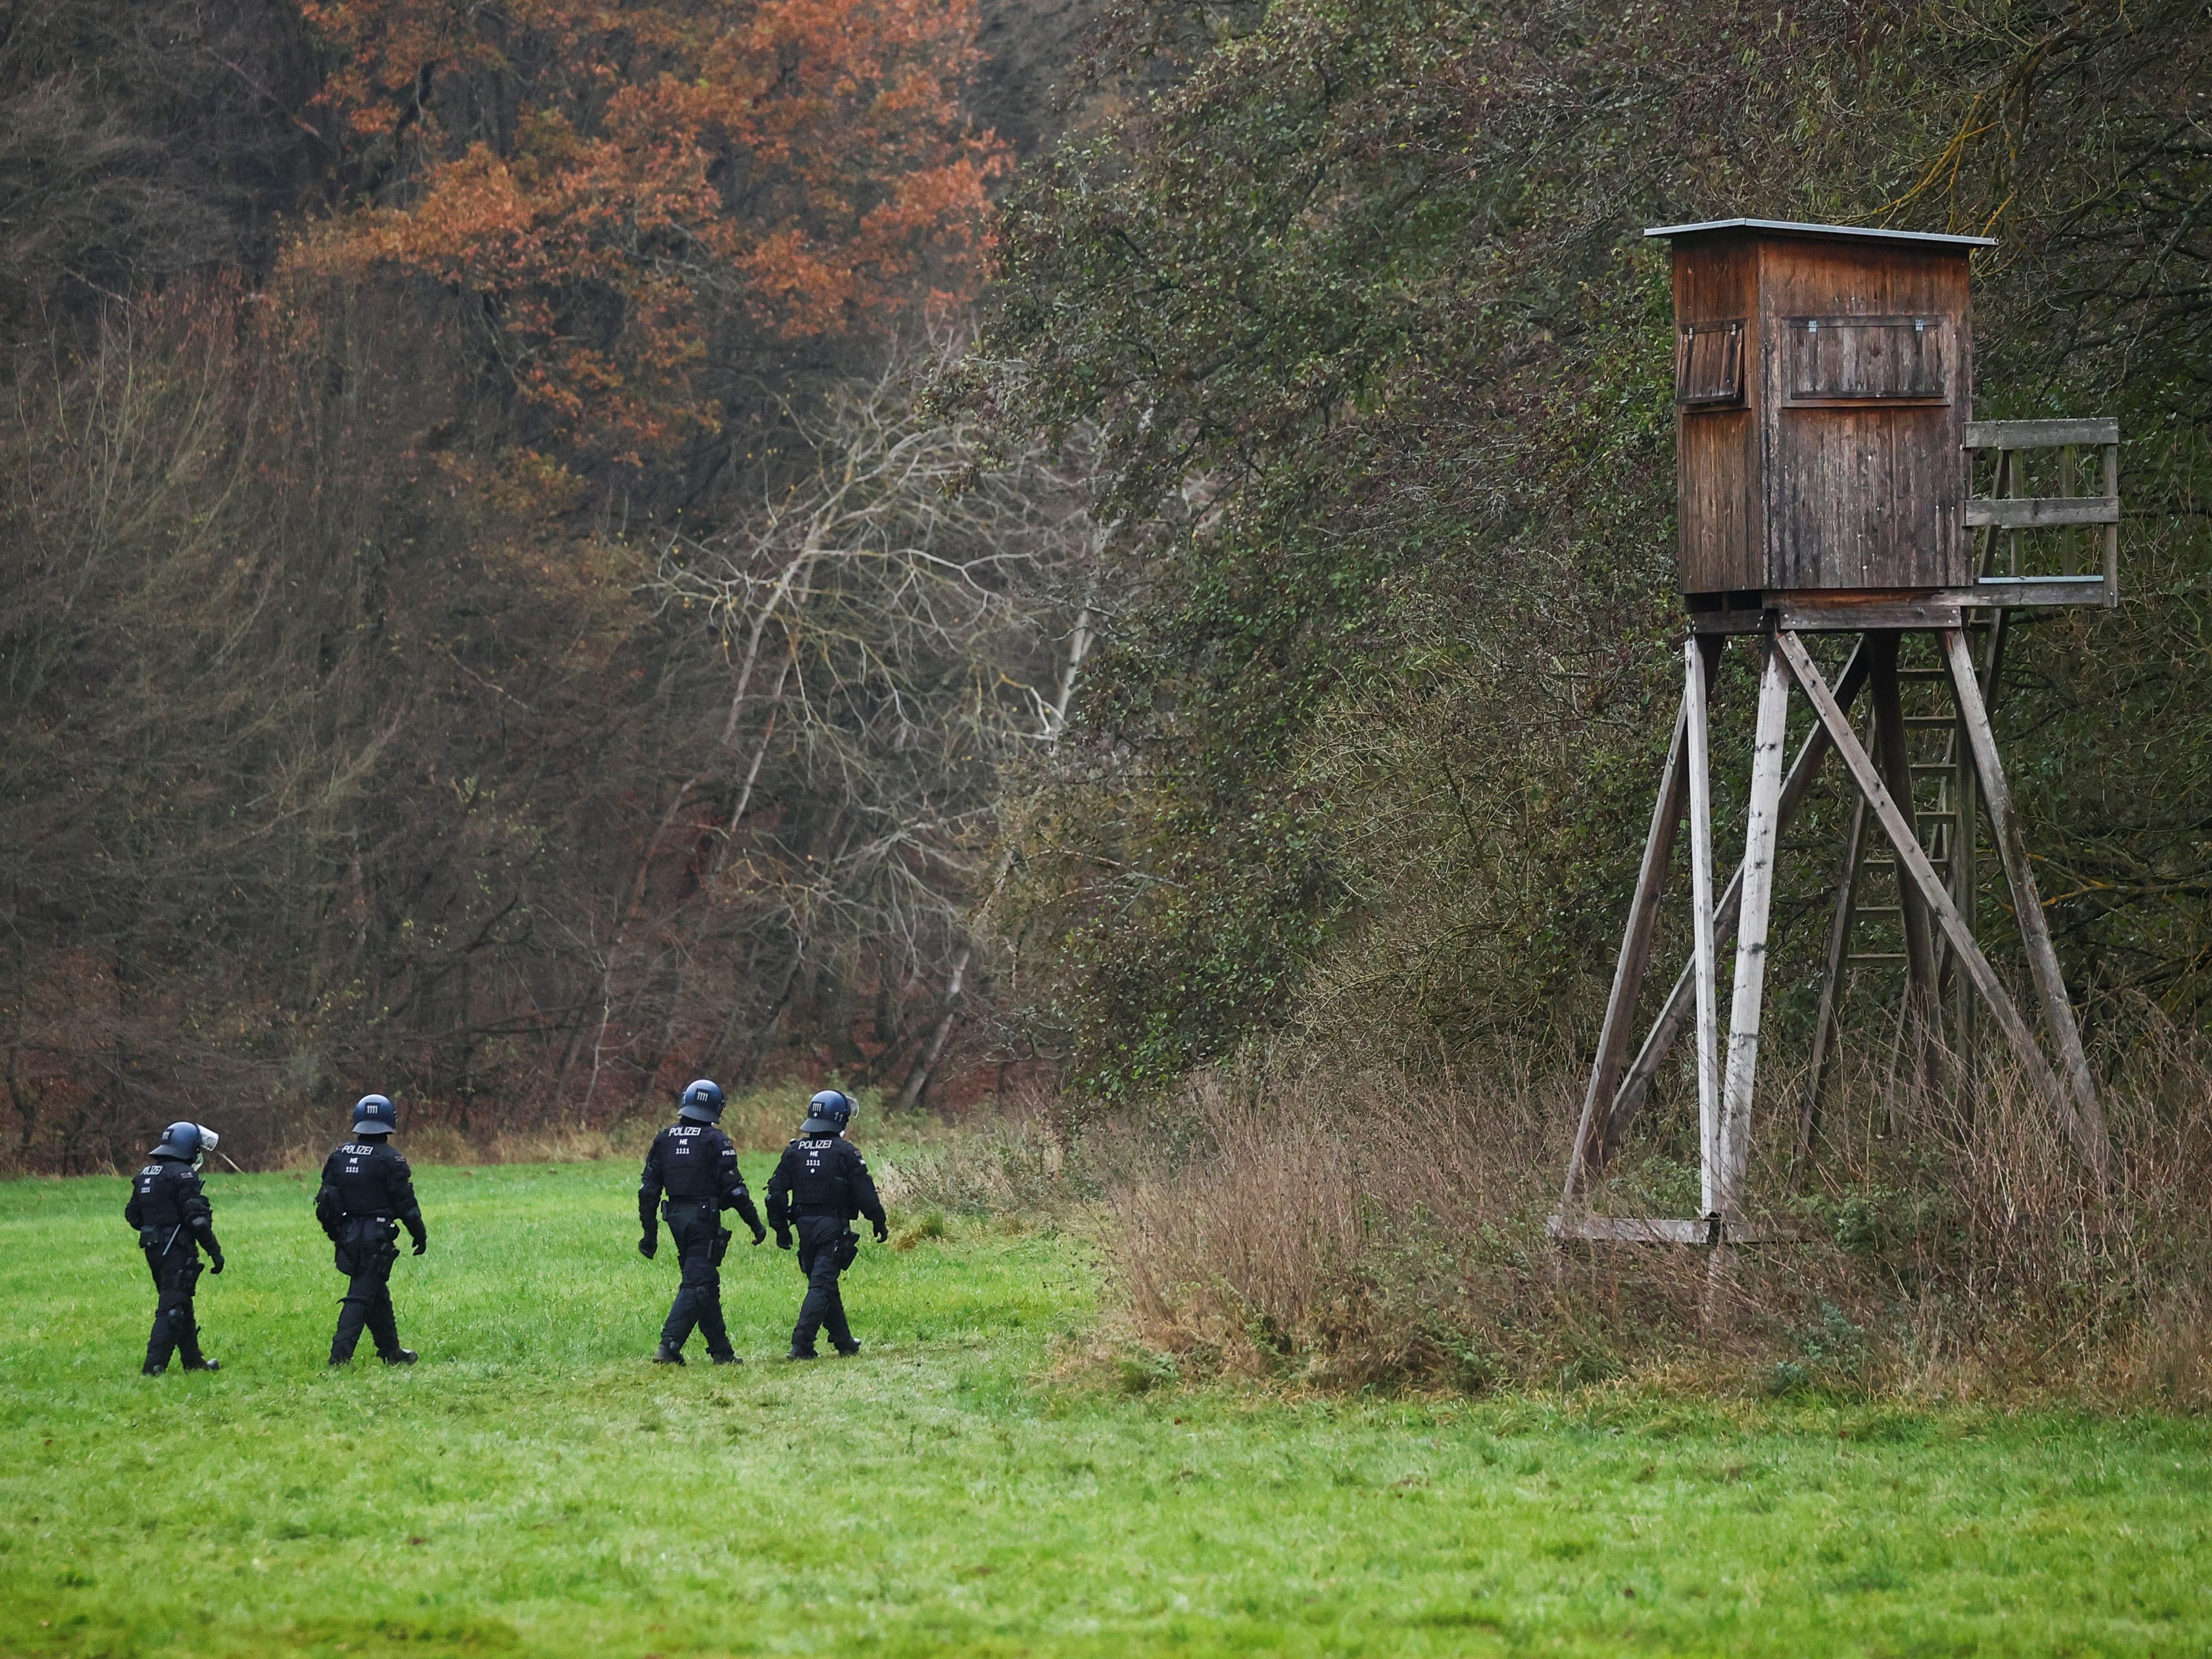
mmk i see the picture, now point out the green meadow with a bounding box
[1,1159,2206,1656]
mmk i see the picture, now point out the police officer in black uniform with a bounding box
[638,1078,766,1365]
[125,1121,226,1375]
[315,1094,427,1366]
[765,1089,887,1360]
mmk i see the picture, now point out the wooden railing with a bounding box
[1964,417,2118,608]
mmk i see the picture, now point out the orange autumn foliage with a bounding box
[287,0,1005,459]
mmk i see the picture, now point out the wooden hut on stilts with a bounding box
[1552,219,2118,1254]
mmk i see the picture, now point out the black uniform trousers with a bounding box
[330,1216,405,1363]
[792,1212,858,1355]
[659,1198,735,1358]
[141,1242,206,1372]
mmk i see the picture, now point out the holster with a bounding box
[832,1231,859,1271]
[710,1226,734,1267]
[334,1217,399,1276]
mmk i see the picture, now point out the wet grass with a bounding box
[1,1159,2206,1656]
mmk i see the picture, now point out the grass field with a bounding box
[1,1158,2207,1657]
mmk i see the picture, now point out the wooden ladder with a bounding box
[1797,654,1983,1149]
[1796,428,2112,1147]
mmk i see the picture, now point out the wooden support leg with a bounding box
[1950,599,2011,1076]
[1868,636,1941,1072]
[1982,605,2012,700]
[1684,638,1722,1218]
[1560,698,1690,1209]
[1798,787,1867,1163]
[1602,642,1874,1151]
[1938,629,2111,1174]
[1951,687,1978,1069]
[1716,637,1791,1219]
[1773,632,2106,1183]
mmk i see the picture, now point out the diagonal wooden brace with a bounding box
[1775,631,2109,1186]
[1561,697,1689,1207]
[1595,641,1873,1161]
[1939,628,2109,1156]
[1800,788,1867,1161]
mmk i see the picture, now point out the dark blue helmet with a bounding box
[353,1094,397,1135]
[152,1121,203,1161]
[801,1089,853,1134]
[678,1079,725,1123]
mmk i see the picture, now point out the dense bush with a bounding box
[1105,1025,2212,1402]
[983,0,2212,1090]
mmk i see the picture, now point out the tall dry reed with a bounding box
[1105,1017,2212,1403]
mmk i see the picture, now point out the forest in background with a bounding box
[0,0,1106,1168]
[985,0,2212,1099]
[6,0,2212,1394]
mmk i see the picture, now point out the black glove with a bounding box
[638,1233,658,1260]
[750,1220,768,1245]
[872,1220,889,1243]
[208,1249,226,1275]
[412,1235,428,1256]
[774,1228,791,1251]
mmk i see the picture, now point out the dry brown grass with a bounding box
[1103,1018,2212,1405]
[266,1120,661,1171]
[258,1085,889,1172]
[874,1118,1076,1213]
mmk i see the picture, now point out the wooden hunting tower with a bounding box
[1553,219,2120,1254]
[1668,219,1982,602]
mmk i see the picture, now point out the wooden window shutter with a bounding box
[1676,319,1745,407]
[1785,316,1948,403]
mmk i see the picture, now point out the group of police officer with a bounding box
[128,1081,887,1374]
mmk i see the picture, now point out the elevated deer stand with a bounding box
[1551,220,2116,1258]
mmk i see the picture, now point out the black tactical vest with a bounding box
[130,1159,194,1229]
[326,1141,406,1216]
[654,1123,729,1199]
[785,1135,854,1212]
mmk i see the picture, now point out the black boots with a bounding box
[382,1349,417,1366]
[658,1343,745,1364]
